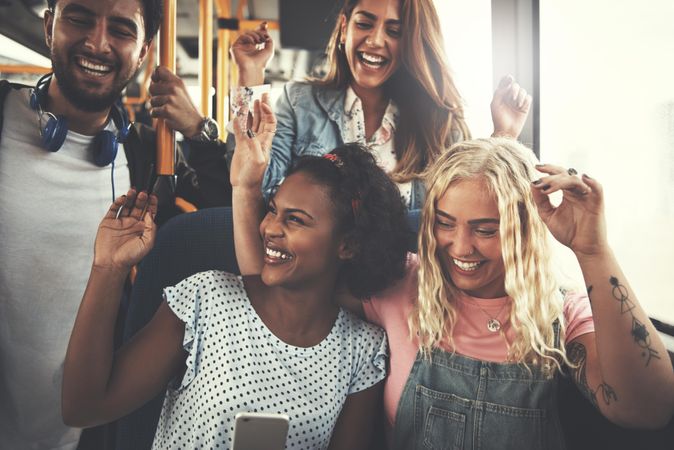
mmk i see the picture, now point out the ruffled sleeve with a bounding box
[163,270,229,391]
[347,323,388,395]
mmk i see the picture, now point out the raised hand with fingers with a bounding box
[230,93,277,190]
[148,66,204,138]
[530,164,608,257]
[231,22,275,86]
[93,189,158,271]
[491,75,533,139]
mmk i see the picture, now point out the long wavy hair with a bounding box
[411,138,570,375]
[313,0,471,183]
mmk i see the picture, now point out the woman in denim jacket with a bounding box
[231,0,531,210]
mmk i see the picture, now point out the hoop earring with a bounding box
[338,41,344,52]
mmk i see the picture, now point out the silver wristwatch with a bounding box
[191,116,220,142]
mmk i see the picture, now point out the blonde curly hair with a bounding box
[411,138,570,375]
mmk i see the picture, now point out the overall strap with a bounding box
[553,318,562,350]
[554,287,568,350]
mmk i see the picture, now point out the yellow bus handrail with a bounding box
[199,0,214,117]
[0,65,51,74]
[157,0,176,176]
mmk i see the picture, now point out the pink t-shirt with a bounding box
[363,253,595,434]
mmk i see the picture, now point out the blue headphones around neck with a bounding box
[29,73,131,167]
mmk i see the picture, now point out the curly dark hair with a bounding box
[47,0,163,43]
[286,143,411,299]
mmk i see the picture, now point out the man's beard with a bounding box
[51,48,135,113]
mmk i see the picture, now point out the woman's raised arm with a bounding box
[490,75,532,139]
[230,94,277,275]
[531,166,674,428]
[62,191,187,427]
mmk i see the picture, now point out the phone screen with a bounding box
[232,412,289,450]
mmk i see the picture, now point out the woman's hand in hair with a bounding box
[530,165,610,258]
[490,75,532,139]
[230,93,277,190]
[93,189,158,273]
[231,22,274,86]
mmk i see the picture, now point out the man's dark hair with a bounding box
[47,0,163,43]
[287,144,411,299]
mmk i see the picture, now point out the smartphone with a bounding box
[231,412,289,450]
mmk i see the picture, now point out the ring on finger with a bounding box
[246,129,256,139]
[567,167,578,176]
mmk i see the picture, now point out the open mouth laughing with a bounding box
[452,258,484,272]
[264,242,294,264]
[357,51,389,70]
[74,56,115,78]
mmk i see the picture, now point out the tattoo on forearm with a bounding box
[567,342,618,409]
[609,277,634,314]
[631,317,660,366]
[609,276,660,366]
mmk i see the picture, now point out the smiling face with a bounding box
[259,172,351,291]
[44,0,149,112]
[340,0,402,95]
[433,177,507,299]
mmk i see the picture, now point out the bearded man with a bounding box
[0,1,230,448]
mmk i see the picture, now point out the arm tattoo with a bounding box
[609,276,660,366]
[609,277,634,314]
[567,341,618,409]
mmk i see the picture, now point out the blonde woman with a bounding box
[231,0,531,209]
[344,138,674,448]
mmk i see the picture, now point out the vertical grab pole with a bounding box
[215,0,231,139]
[231,0,247,87]
[157,0,176,177]
[199,0,214,117]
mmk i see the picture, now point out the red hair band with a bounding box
[323,152,343,167]
[323,152,360,217]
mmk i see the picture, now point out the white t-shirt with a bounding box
[153,270,387,450]
[0,87,130,450]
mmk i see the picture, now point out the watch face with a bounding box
[203,118,219,140]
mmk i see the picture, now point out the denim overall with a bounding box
[392,323,565,450]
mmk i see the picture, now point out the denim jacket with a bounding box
[262,81,427,210]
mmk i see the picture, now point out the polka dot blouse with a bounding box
[151,271,387,450]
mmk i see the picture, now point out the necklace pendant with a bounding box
[487,318,501,332]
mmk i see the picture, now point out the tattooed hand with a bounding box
[530,165,609,257]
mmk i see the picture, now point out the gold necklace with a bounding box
[469,298,509,332]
